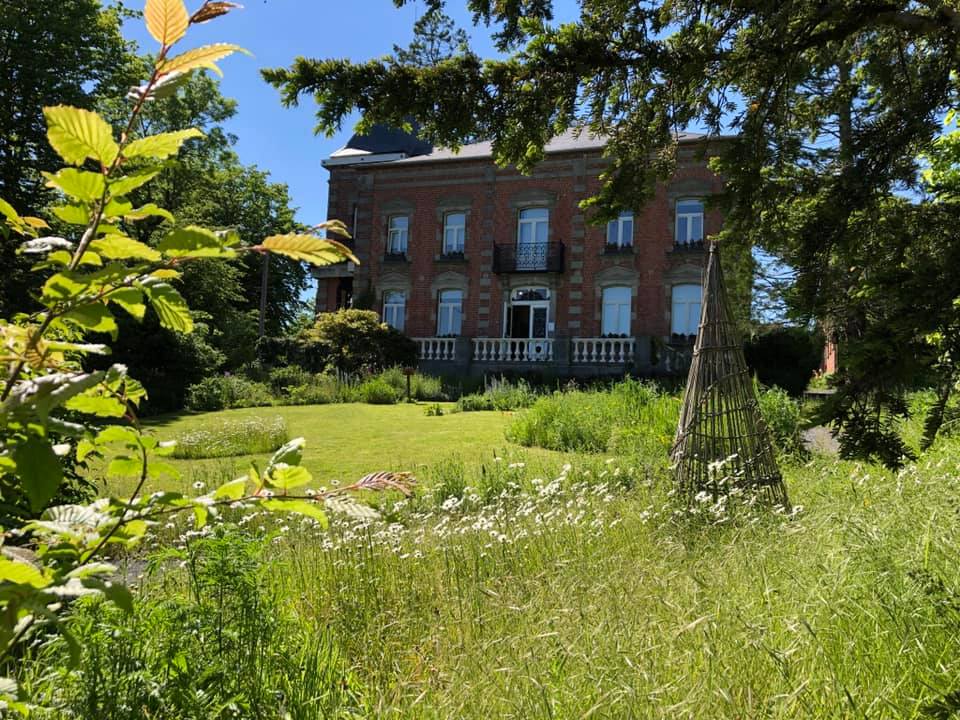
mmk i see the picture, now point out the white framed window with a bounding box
[671,284,702,335]
[387,215,409,255]
[606,211,634,248]
[437,289,463,336]
[675,199,704,245]
[517,207,549,246]
[601,286,632,336]
[442,212,465,254]
[383,291,406,331]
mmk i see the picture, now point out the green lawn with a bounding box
[120,402,566,496]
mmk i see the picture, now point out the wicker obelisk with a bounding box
[671,242,790,507]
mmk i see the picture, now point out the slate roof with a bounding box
[326,126,715,166]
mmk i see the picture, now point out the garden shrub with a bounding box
[375,367,447,401]
[301,309,417,374]
[268,365,314,394]
[756,385,807,458]
[456,377,538,412]
[172,416,289,459]
[359,378,399,405]
[744,326,824,396]
[185,375,274,411]
[507,380,680,457]
[456,393,495,412]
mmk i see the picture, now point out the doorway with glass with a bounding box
[504,287,552,361]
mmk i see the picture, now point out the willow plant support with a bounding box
[671,242,790,508]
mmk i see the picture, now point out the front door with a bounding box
[508,303,548,338]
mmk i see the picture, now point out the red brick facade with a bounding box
[315,135,725,374]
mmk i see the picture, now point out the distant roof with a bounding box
[324,126,716,168]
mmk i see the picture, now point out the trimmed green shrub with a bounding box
[185,375,274,411]
[301,309,417,374]
[360,378,399,405]
[172,416,289,459]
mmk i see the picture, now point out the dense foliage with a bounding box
[744,326,823,397]
[0,0,139,317]
[0,3,388,712]
[301,309,418,374]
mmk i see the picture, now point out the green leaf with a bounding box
[261,498,328,527]
[267,464,312,491]
[158,225,233,257]
[42,169,106,203]
[62,303,118,338]
[64,392,127,418]
[192,504,208,528]
[260,234,358,266]
[44,106,119,167]
[41,272,89,301]
[124,203,175,223]
[13,436,64,513]
[96,425,140,447]
[123,129,203,160]
[159,43,246,77]
[0,198,19,222]
[108,287,147,321]
[145,0,189,46]
[108,166,163,197]
[90,234,161,262]
[108,455,143,478]
[266,437,305,473]
[83,578,134,613]
[141,281,193,333]
[213,477,247,500]
[0,557,47,588]
[51,202,90,225]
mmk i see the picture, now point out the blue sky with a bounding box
[122,0,579,229]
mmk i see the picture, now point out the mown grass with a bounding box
[119,403,566,497]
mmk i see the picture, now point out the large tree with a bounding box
[264,0,959,254]
[104,73,308,411]
[264,0,960,461]
[0,0,139,315]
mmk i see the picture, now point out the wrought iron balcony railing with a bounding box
[493,241,564,273]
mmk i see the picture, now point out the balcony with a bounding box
[672,239,706,252]
[493,242,564,273]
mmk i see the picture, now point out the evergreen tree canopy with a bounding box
[264,0,960,316]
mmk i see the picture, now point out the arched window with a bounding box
[442,212,465,254]
[671,284,702,336]
[437,289,463,336]
[675,199,704,245]
[601,286,632,336]
[383,291,406,331]
[511,287,550,302]
[606,211,634,248]
[387,215,409,255]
